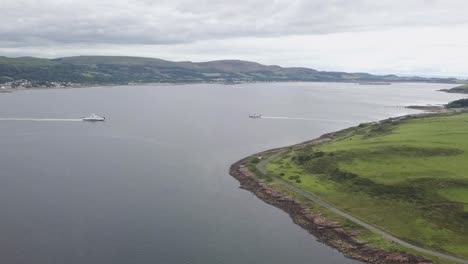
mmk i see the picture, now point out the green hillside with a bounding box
[0,56,57,66]
[0,55,460,84]
[265,113,468,259]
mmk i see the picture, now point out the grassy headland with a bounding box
[263,113,468,260]
[441,84,468,94]
[232,107,468,263]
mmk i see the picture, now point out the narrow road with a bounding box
[256,150,468,264]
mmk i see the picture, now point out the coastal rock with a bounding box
[229,158,432,264]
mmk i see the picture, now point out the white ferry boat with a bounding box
[82,114,106,121]
[249,114,262,118]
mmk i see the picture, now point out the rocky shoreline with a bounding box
[405,105,446,112]
[229,142,432,263]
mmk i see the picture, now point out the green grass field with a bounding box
[265,113,468,259]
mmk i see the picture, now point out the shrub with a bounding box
[251,157,260,164]
[293,151,327,164]
[288,175,300,180]
[304,157,338,174]
[446,98,468,108]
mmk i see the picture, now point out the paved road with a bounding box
[256,150,468,264]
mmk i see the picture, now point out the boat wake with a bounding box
[0,118,83,122]
[260,116,354,123]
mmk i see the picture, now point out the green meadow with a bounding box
[265,113,468,259]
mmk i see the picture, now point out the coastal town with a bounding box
[0,79,83,92]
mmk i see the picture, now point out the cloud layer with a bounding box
[1,0,468,76]
[2,0,468,46]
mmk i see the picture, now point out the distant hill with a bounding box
[0,55,461,84]
[197,60,285,72]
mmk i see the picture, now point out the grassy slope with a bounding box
[0,56,208,83]
[265,113,468,259]
[0,56,58,66]
[55,56,202,69]
[264,179,458,264]
[445,84,468,94]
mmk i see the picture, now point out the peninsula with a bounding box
[440,84,468,94]
[231,105,468,264]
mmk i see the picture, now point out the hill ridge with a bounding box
[0,55,461,84]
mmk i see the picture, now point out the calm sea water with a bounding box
[0,82,463,264]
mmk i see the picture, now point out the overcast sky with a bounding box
[1,0,467,77]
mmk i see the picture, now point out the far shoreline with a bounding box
[0,80,463,96]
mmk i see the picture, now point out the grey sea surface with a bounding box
[0,82,462,264]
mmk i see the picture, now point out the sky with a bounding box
[1,0,467,77]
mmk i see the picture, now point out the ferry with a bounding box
[249,114,262,118]
[82,114,106,121]
[357,82,391,85]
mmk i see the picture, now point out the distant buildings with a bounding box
[0,79,80,89]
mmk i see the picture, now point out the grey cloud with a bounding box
[1,0,468,47]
